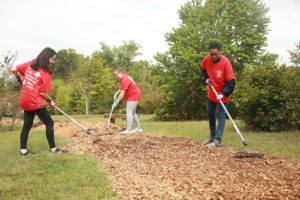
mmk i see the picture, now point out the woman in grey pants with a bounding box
[112,68,142,134]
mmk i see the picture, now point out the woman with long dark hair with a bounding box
[11,47,67,155]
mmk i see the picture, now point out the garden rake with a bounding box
[208,81,264,158]
[55,105,102,137]
[92,97,116,144]
[105,94,118,133]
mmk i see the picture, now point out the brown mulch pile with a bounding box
[38,121,300,199]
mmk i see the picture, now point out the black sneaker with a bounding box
[50,148,68,154]
[20,150,37,156]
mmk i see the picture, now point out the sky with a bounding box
[0,0,299,65]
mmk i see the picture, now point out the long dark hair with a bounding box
[31,47,56,74]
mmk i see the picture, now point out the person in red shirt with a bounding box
[11,47,67,155]
[113,68,142,134]
[200,42,235,147]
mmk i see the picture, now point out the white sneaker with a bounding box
[120,130,131,134]
[131,128,142,134]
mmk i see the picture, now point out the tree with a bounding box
[93,40,142,72]
[71,54,91,118]
[154,0,272,121]
[53,49,78,80]
[0,52,21,130]
[288,41,300,66]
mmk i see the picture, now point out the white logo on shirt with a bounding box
[34,72,41,78]
[216,70,222,78]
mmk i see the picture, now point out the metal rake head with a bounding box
[235,147,264,159]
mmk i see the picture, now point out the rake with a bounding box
[55,105,103,139]
[91,97,116,144]
[208,81,264,159]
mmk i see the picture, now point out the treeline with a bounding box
[1,0,300,131]
[50,40,163,116]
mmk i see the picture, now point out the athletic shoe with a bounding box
[120,130,131,134]
[206,139,221,148]
[202,137,214,145]
[20,150,36,156]
[50,148,68,153]
[130,128,142,134]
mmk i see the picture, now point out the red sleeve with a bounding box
[200,56,207,70]
[120,76,129,91]
[40,72,52,92]
[16,61,32,76]
[224,59,235,81]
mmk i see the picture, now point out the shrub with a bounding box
[235,65,300,131]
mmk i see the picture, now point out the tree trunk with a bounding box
[80,84,89,118]
[9,111,17,131]
[84,95,89,118]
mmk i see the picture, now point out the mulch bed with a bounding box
[36,121,300,199]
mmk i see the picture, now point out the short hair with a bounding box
[114,67,124,74]
[208,42,221,51]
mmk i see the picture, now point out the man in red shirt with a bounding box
[113,68,142,134]
[200,42,235,147]
[11,48,67,155]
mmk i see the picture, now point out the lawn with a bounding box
[1,113,299,199]
[0,125,116,200]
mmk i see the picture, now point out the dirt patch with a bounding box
[40,121,300,199]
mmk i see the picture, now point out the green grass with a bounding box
[0,128,116,200]
[54,114,300,160]
[1,113,299,199]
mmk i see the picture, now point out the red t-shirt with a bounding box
[119,74,141,101]
[200,55,235,103]
[16,61,52,111]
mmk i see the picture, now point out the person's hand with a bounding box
[49,100,56,108]
[16,75,23,84]
[217,94,224,101]
[205,79,210,85]
[112,102,118,109]
[113,93,118,102]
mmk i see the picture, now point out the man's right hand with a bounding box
[205,79,210,85]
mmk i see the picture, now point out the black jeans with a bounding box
[20,107,56,149]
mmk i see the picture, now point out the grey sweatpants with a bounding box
[126,101,140,130]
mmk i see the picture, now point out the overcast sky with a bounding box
[0,0,299,65]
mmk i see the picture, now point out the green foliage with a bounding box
[288,41,300,66]
[0,52,21,129]
[153,0,272,121]
[53,49,78,80]
[235,64,300,131]
[93,40,142,72]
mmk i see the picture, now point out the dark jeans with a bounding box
[207,99,227,143]
[20,107,56,149]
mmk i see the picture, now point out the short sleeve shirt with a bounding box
[200,55,234,103]
[16,61,52,111]
[119,74,141,101]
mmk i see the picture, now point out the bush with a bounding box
[235,65,300,131]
